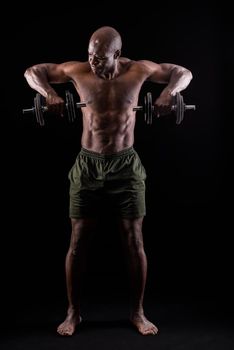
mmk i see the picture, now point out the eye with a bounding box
[96,55,108,61]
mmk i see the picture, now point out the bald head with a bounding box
[88,26,122,78]
[89,26,122,53]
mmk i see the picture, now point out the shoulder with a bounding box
[61,61,90,73]
[135,60,161,73]
[120,58,160,73]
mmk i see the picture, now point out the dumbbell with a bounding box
[22,91,86,126]
[133,92,196,125]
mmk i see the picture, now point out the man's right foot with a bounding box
[130,313,158,335]
[57,314,82,336]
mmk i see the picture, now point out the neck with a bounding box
[102,61,119,80]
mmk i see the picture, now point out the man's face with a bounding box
[88,41,116,76]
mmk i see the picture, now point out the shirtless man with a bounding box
[24,26,193,336]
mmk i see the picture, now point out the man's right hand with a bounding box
[46,93,65,117]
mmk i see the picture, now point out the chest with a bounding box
[73,71,145,108]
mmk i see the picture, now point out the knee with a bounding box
[69,220,87,254]
[127,234,144,252]
[124,227,144,251]
[121,220,144,250]
[69,235,82,256]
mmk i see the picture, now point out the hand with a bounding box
[46,93,65,117]
[154,91,174,117]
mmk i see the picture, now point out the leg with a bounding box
[119,217,158,335]
[57,217,96,336]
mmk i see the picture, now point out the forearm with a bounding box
[24,65,57,97]
[161,67,193,97]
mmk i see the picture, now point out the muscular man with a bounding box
[24,26,193,336]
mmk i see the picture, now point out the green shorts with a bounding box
[68,147,147,219]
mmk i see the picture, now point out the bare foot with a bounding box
[57,313,82,336]
[130,313,158,335]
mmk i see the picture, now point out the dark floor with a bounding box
[1,295,234,350]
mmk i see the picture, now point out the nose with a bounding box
[89,56,99,66]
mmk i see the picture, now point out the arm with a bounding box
[24,62,77,114]
[141,61,193,115]
[148,62,193,95]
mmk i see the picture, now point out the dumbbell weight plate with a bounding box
[144,92,153,125]
[175,92,184,125]
[66,90,76,123]
[34,93,45,126]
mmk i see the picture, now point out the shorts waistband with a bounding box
[80,146,135,159]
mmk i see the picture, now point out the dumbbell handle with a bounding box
[172,105,196,111]
[22,101,87,114]
[133,104,196,112]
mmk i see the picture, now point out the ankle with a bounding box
[130,306,144,318]
[67,306,80,317]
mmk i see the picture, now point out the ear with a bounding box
[114,50,121,59]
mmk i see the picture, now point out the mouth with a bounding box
[91,65,102,73]
[91,66,97,73]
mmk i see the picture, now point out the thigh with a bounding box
[68,153,104,218]
[118,217,144,239]
[71,217,97,239]
[105,152,147,218]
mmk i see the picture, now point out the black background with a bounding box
[2,1,233,315]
